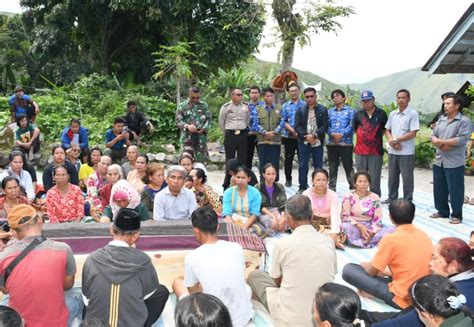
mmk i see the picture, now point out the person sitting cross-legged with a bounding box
[342,199,433,310]
[82,208,169,327]
[172,206,254,326]
[248,194,337,326]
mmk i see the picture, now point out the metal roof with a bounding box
[422,3,474,74]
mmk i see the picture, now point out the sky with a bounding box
[2,0,473,84]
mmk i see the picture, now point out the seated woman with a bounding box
[175,293,232,327]
[188,168,222,215]
[373,237,474,327]
[86,155,112,213]
[98,164,123,210]
[100,179,149,223]
[302,168,344,249]
[0,177,29,220]
[254,163,287,236]
[0,151,35,202]
[127,154,147,194]
[141,162,167,216]
[341,171,395,248]
[46,165,84,223]
[411,275,473,327]
[222,158,258,191]
[43,145,79,192]
[78,147,102,190]
[180,149,207,173]
[15,114,40,159]
[313,283,365,327]
[222,166,264,236]
[66,146,82,172]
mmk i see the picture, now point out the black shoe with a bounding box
[296,187,306,194]
[381,198,392,205]
[285,180,292,187]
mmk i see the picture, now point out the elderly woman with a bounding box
[46,165,84,223]
[127,154,148,194]
[100,179,149,223]
[341,171,395,248]
[0,151,35,202]
[141,162,167,217]
[43,145,79,192]
[99,164,123,210]
[188,168,222,214]
[0,176,29,220]
[86,155,112,214]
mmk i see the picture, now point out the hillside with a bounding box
[349,67,472,113]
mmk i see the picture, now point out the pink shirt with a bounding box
[302,188,341,233]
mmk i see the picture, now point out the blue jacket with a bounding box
[61,126,89,150]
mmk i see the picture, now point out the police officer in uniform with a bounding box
[218,88,250,166]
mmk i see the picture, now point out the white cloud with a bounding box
[256,0,474,84]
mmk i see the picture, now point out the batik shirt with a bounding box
[280,99,305,138]
[248,100,264,133]
[327,105,355,146]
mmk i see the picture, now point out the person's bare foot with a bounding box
[357,289,375,299]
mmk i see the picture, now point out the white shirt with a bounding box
[184,240,254,327]
[385,106,419,155]
[153,186,197,220]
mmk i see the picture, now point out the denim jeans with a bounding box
[298,142,323,189]
[342,263,400,309]
[258,144,281,181]
[433,164,465,220]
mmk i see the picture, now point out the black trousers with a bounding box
[224,130,248,166]
[246,134,257,169]
[282,137,298,182]
[144,284,170,327]
[327,145,354,191]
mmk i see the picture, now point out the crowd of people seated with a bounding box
[0,85,472,326]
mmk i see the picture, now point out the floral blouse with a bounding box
[193,184,222,214]
[341,191,383,232]
[86,172,107,211]
[47,184,85,223]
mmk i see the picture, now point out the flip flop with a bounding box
[465,196,470,204]
[469,198,474,206]
[449,218,462,224]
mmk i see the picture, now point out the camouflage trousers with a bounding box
[181,132,209,163]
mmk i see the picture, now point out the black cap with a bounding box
[114,208,140,231]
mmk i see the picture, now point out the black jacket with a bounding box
[294,103,328,143]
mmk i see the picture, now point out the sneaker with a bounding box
[285,180,292,187]
[381,198,392,205]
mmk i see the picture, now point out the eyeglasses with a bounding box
[234,93,243,96]
[72,149,80,153]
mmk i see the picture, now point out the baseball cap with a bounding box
[14,86,24,93]
[7,204,37,229]
[114,208,140,231]
[360,90,374,101]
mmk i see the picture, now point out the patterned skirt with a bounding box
[341,221,395,248]
[312,215,347,245]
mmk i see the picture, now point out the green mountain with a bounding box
[349,67,472,113]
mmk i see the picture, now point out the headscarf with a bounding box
[110,180,141,217]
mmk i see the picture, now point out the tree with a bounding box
[271,0,355,71]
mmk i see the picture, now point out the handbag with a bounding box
[4,236,46,283]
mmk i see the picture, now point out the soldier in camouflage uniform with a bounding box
[175,87,212,163]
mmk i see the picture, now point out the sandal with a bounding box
[430,212,447,219]
[469,198,474,206]
[465,196,470,204]
[449,218,462,224]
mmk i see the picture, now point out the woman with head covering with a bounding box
[100,179,149,223]
[99,164,123,210]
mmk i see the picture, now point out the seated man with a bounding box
[104,117,131,163]
[172,206,254,326]
[121,145,138,178]
[0,205,81,327]
[123,100,154,145]
[8,86,39,123]
[248,194,337,326]
[60,118,89,151]
[82,208,169,327]
[342,199,433,310]
[15,114,40,160]
[153,165,197,221]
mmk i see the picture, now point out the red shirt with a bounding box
[354,107,388,156]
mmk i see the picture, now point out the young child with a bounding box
[184,175,194,189]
